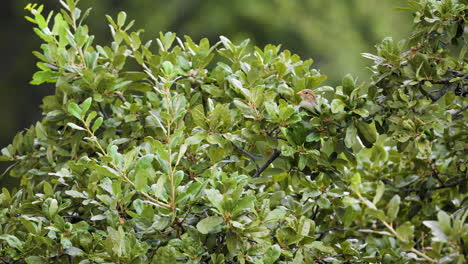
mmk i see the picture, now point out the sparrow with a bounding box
[297,89,317,110]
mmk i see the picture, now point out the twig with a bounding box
[431,169,443,185]
[428,73,467,103]
[453,205,468,216]
[315,227,344,234]
[98,103,109,119]
[433,178,465,190]
[231,142,260,171]
[266,126,279,136]
[115,92,127,103]
[310,205,319,220]
[447,69,466,77]
[315,227,346,241]
[0,161,18,178]
[404,177,465,192]
[364,108,385,121]
[253,149,281,178]
[428,83,452,103]
[452,105,468,118]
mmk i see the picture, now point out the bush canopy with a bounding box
[0,0,467,263]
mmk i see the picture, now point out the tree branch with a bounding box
[403,178,465,193]
[428,83,452,103]
[315,227,346,241]
[98,102,109,119]
[231,142,260,171]
[115,92,127,103]
[433,178,465,190]
[253,149,281,178]
[364,108,385,121]
[452,105,468,118]
[429,72,468,102]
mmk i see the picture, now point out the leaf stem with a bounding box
[162,84,177,211]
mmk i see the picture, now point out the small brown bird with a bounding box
[297,89,317,110]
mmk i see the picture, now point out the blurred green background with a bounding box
[0,0,411,173]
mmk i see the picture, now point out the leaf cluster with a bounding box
[0,0,467,263]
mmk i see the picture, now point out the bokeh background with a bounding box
[0,0,411,177]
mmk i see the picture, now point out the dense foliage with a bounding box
[0,0,410,150]
[0,0,467,263]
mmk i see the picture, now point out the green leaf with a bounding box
[31,70,57,85]
[134,168,148,191]
[373,181,385,205]
[331,99,345,113]
[278,105,295,120]
[176,181,203,203]
[398,89,409,102]
[437,211,451,235]
[65,190,88,199]
[158,32,176,51]
[356,121,377,148]
[25,256,47,264]
[153,246,177,263]
[85,111,97,126]
[117,11,127,27]
[233,99,253,115]
[173,170,184,187]
[298,217,315,236]
[263,245,281,264]
[112,80,132,91]
[48,198,59,217]
[342,74,355,95]
[19,217,37,233]
[67,102,82,119]
[43,182,53,196]
[232,196,255,216]
[205,189,224,213]
[134,155,154,191]
[196,216,224,234]
[191,105,207,128]
[65,247,85,256]
[161,61,174,76]
[0,234,23,249]
[396,221,414,243]
[386,195,400,222]
[67,122,85,131]
[226,231,241,254]
[345,125,357,148]
[306,241,336,254]
[350,173,361,193]
[306,132,321,142]
[264,101,279,119]
[351,108,369,117]
[317,197,331,209]
[81,97,92,115]
[92,117,103,132]
[264,208,287,222]
[365,208,387,221]
[185,133,205,145]
[423,220,448,242]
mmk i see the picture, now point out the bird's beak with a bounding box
[297,91,304,96]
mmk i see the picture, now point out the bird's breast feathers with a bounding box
[300,100,315,110]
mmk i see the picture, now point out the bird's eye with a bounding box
[304,91,308,94]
